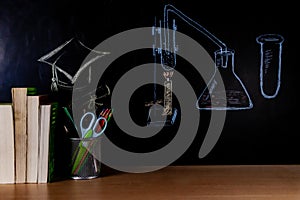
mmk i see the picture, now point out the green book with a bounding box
[37,100,60,183]
[48,102,59,182]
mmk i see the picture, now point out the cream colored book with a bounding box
[0,104,15,184]
[26,95,48,183]
[37,104,51,183]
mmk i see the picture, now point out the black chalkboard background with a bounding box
[0,0,298,166]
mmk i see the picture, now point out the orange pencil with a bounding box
[102,109,108,117]
[100,109,110,127]
[104,109,111,119]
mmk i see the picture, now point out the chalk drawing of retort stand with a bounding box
[153,4,253,111]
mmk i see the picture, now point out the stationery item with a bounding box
[62,107,78,138]
[79,112,107,138]
[70,109,112,178]
[69,137,101,180]
[70,112,106,173]
[106,110,113,123]
[0,104,15,184]
[62,106,77,131]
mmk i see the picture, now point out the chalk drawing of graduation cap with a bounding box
[38,37,111,109]
[38,37,110,91]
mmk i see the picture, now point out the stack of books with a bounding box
[0,87,59,184]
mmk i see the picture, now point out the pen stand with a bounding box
[69,137,101,180]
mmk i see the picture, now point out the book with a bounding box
[48,102,59,182]
[26,95,48,183]
[37,102,59,183]
[37,104,51,183]
[11,88,28,183]
[0,104,15,184]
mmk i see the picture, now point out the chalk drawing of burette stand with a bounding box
[147,4,253,126]
[147,4,254,159]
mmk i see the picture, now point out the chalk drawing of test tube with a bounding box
[256,34,284,99]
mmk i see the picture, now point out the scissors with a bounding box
[80,112,107,138]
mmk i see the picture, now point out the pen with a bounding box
[98,108,105,117]
[102,108,109,118]
[63,107,77,131]
[100,109,109,127]
[71,130,93,174]
[107,110,113,123]
[104,109,110,119]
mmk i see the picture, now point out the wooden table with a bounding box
[1,165,300,199]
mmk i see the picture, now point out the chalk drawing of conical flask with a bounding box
[196,49,253,110]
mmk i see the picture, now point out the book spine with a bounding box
[48,102,59,182]
[12,88,28,184]
[26,96,39,183]
[0,105,15,184]
[37,104,51,183]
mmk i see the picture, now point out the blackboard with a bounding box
[0,0,298,165]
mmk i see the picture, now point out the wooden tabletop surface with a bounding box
[1,165,300,200]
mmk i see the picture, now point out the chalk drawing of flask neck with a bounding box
[256,34,284,99]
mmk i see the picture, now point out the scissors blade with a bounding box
[83,129,93,139]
